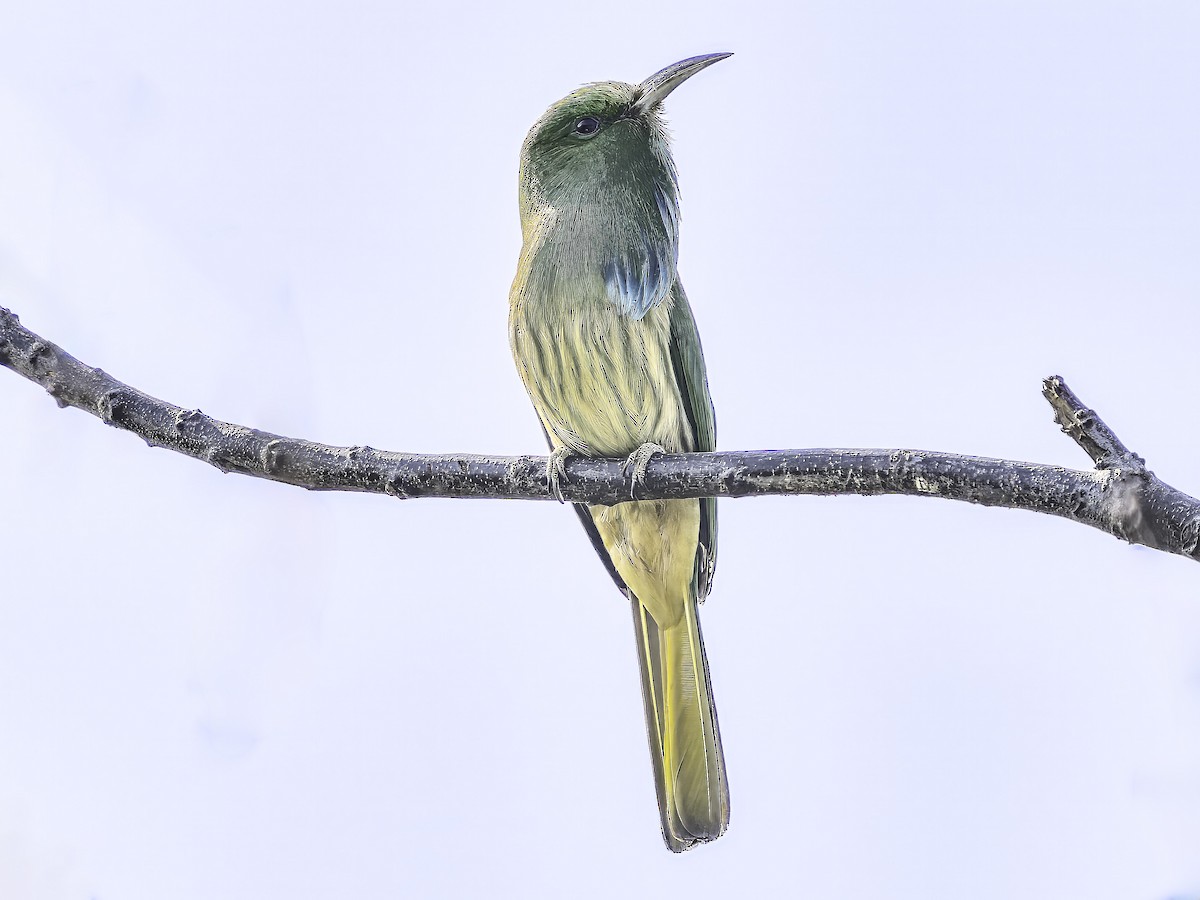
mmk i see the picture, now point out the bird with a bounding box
[508,53,731,852]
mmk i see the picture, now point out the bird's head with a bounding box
[519,53,731,214]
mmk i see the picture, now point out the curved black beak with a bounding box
[629,52,732,116]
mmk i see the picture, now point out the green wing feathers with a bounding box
[667,284,718,599]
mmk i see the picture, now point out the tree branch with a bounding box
[4,306,1199,562]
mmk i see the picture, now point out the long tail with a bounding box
[632,593,728,852]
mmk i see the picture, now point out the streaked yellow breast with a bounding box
[509,221,692,460]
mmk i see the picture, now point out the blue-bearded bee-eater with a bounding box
[508,53,731,852]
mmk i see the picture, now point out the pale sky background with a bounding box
[2,2,1199,898]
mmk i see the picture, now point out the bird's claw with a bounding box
[623,442,666,500]
[546,446,574,503]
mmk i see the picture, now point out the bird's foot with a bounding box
[546,446,575,503]
[623,442,666,500]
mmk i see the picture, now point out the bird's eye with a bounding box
[573,116,601,137]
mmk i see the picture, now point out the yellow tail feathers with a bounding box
[633,596,728,851]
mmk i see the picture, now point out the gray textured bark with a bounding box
[3,306,1199,563]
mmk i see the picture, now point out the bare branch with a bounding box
[1042,375,1141,469]
[4,307,1199,562]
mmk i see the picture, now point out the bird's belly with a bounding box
[590,498,699,626]
[511,295,691,459]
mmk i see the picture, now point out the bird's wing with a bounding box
[667,280,718,599]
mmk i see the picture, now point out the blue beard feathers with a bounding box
[602,180,680,320]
